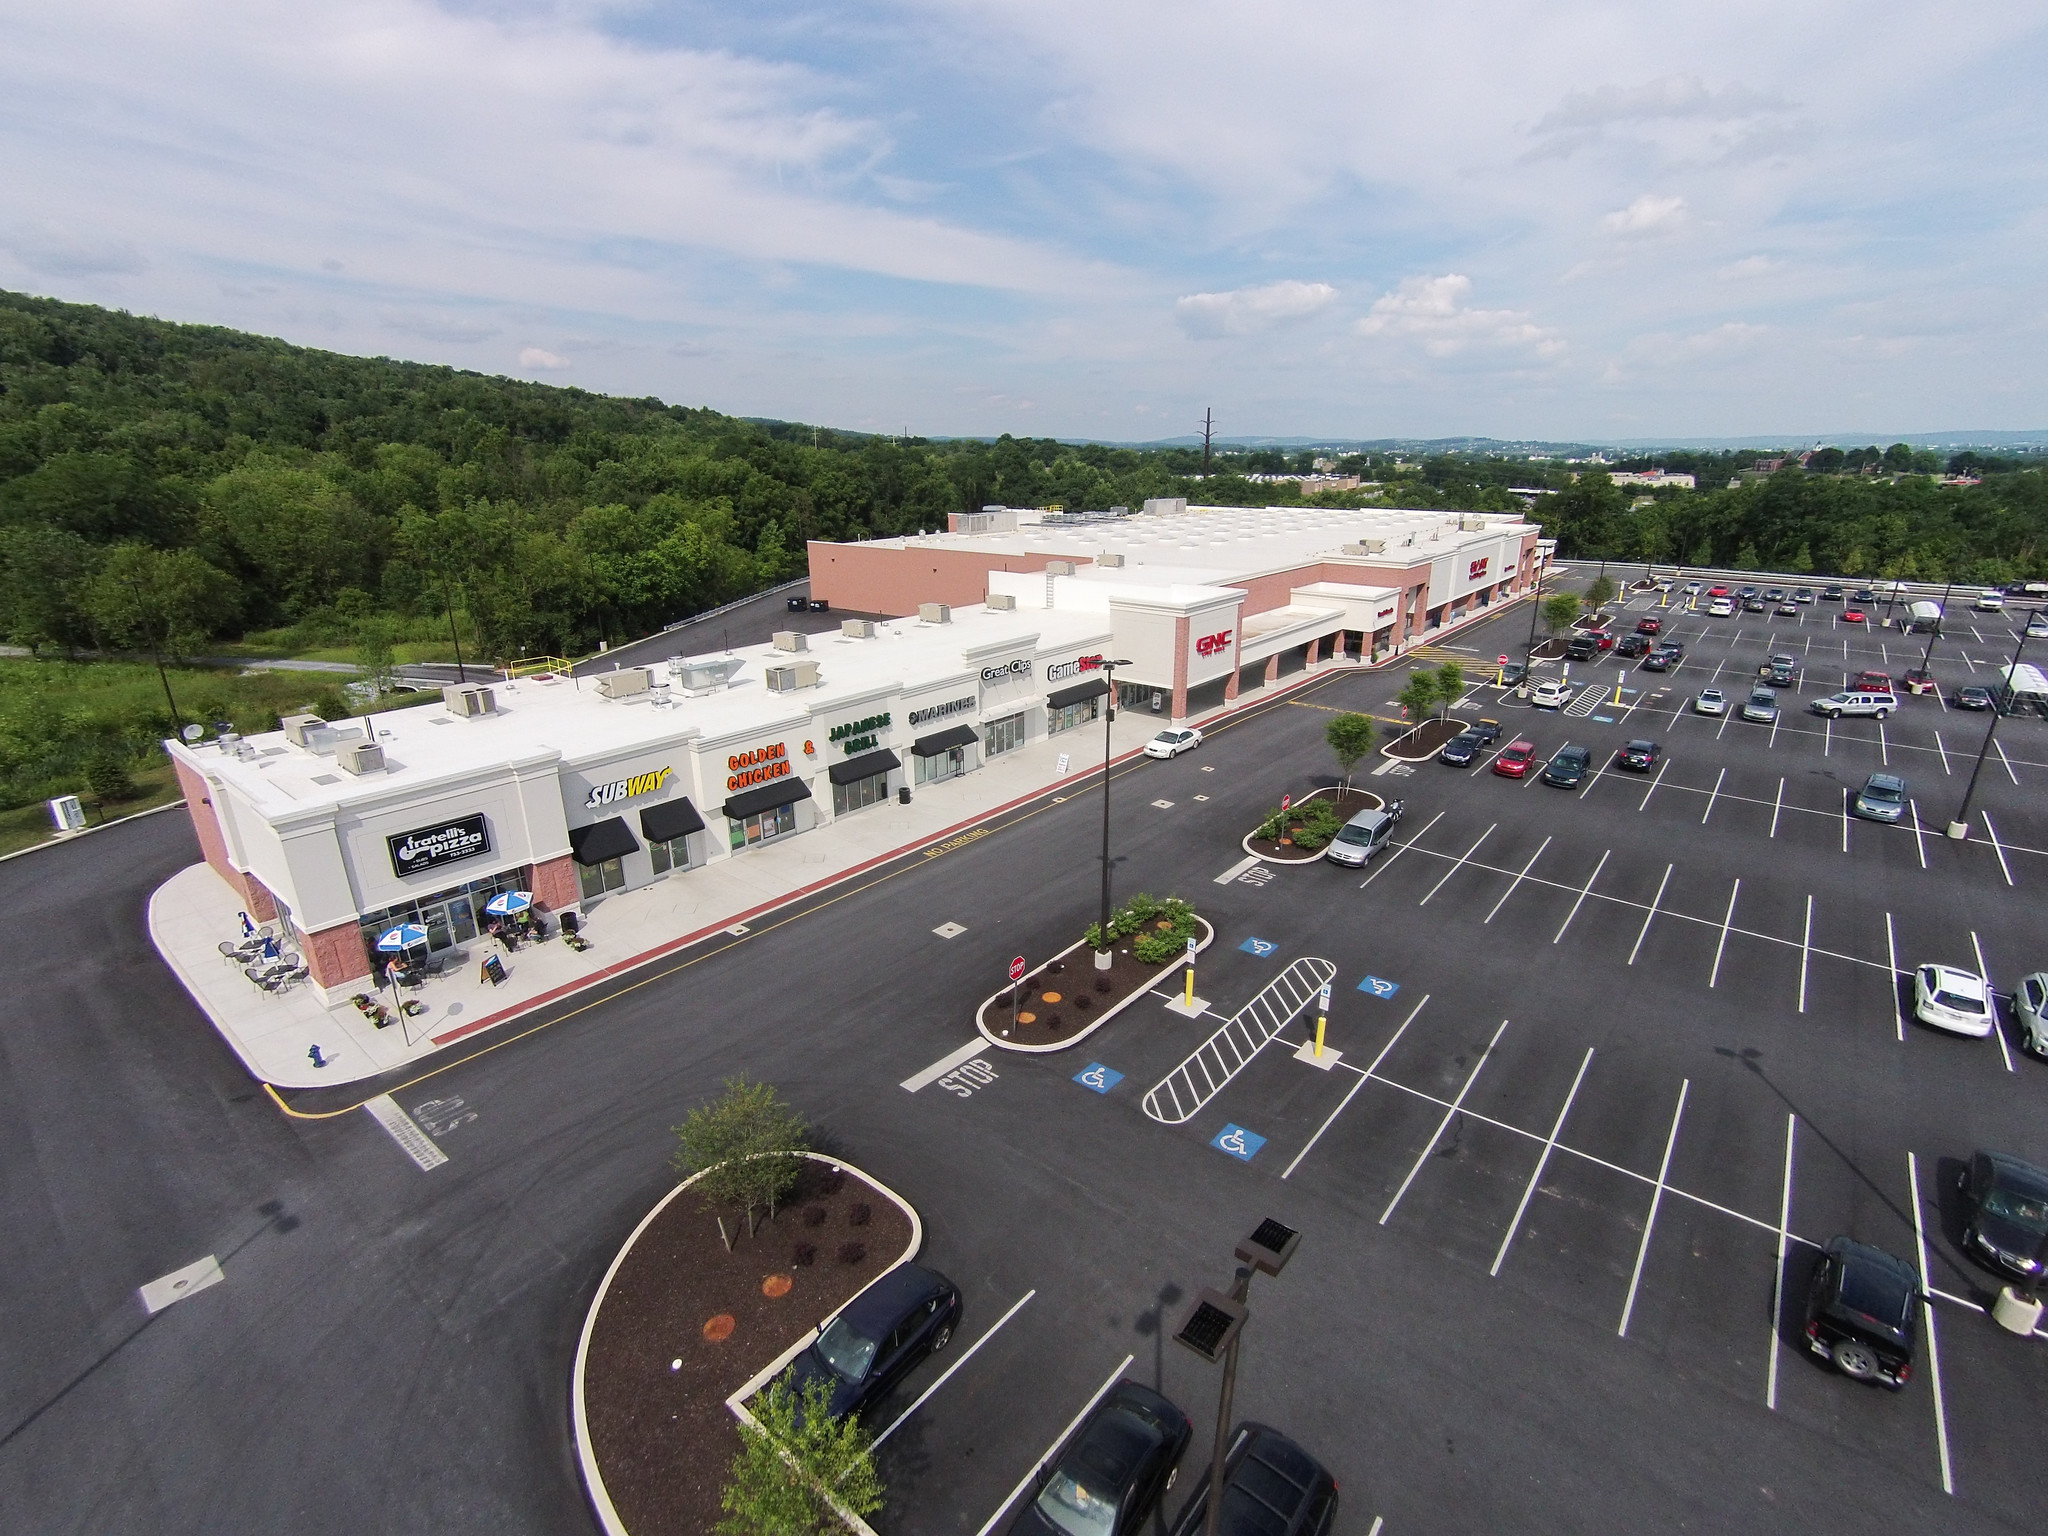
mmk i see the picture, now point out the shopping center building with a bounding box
[168,500,1539,1002]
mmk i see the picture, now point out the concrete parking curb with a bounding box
[974,916,1216,1054]
[1236,786,1381,864]
[572,1152,920,1536]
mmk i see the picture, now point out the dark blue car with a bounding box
[784,1263,961,1419]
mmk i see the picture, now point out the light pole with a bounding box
[1913,579,1955,678]
[1094,659,1133,972]
[1948,622,2031,839]
[1175,1220,1299,1536]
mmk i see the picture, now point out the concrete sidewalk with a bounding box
[149,598,1529,1092]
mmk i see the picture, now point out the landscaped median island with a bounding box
[574,1080,917,1536]
[1241,786,1386,862]
[975,892,1214,1052]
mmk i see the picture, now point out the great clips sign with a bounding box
[1195,629,1233,658]
[388,814,492,877]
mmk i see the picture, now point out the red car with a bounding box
[1856,670,1893,692]
[1842,608,1868,624]
[1635,616,1662,636]
[1493,740,1537,778]
[1708,586,1730,598]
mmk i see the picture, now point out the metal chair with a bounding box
[219,941,245,965]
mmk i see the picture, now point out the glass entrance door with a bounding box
[578,857,626,899]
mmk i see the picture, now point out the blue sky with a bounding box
[2,0,2044,440]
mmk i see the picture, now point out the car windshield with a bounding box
[1838,1264,1913,1327]
[813,1315,880,1382]
[1337,824,1374,844]
[1984,1187,2048,1234]
[1031,1470,1119,1536]
[1863,781,1904,803]
[1155,732,1186,743]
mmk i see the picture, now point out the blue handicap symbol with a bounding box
[1074,1063,1124,1095]
[1239,937,1278,957]
[1211,1123,1267,1162]
[1357,974,1401,999]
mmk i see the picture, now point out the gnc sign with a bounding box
[1195,629,1233,657]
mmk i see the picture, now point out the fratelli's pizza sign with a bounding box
[388,814,492,877]
[585,765,672,808]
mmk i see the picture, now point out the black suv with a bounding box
[1016,1381,1193,1536]
[1960,1151,2048,1281]
[786,1263,962,1418]
[1565,633,1599,661]
[1615,633,1651,658]
[1168,1423,1337,1536]
[1542,744,1591,788]
[1803,1237,1921,1389]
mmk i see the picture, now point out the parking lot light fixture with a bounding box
[1234,1217,1300,1279]
[1176,1220,1298,1536]
[1095,659,1133,972]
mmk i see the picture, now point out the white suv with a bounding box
[1810,689,1896,719]
[1530,679,1572,709]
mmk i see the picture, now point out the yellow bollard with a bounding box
[1315,1012,1327,1058]
[1185,965,1195,1007]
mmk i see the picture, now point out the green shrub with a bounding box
[83,742,135,802]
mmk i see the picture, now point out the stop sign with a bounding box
[1009,955,1027,982]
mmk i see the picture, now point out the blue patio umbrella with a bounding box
[483,891,534,917]
[376,922,429,952]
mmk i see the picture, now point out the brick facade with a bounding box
[303,918,373,990]
[531,853,582,914]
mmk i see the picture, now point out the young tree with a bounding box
[719,1370,884,1536]
[1325,712,1375,789]
[1584,573,1616,610]
[1432,661,1465,719]
[1542,593,1580,637]
[1395,673,1436,726]
[352,618,397,700]
[673,1077,810,1243]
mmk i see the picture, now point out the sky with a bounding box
[2,0,2044,442]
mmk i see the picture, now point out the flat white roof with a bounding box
[176,604,1115,816]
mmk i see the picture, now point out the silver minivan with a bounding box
[1810,689,1896,719]
[1324,807,1397,867]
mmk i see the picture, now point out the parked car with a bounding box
[1615,738,1660,771]
[1438,731,1484,765]
[1810,690,1895,719]
[1855,670,1894,692]
[1744,598,1768,613]
[1468,718,1502,745]
[1565,634,1600,662]
[1901,668,1936,695]
[1493,740,1537,778]
[1497,662,1527,688]
[1911,964,1994,1037]
[1803,1237,1921,1390]
[1852,772,1907,822]
[1543,744,1591,788]
[1741,687,1780,724]
[2028,613,2048,639]
[1166,1423,1338,1536]
[2014,972,2048,1057]
[1975,591,2006,612]
[1759,653,1797,685]
[1635,616,1662,636]
[1821,585,1845,600]
[1683,581,1705,596]
[1795,588,1816,604]
[1144,727,1203,759]
[1738,585,1760,600]
[1959,1152,2048,1281]
[1694,688,1727,715]
[1014,1381,1193,1536]
[1531,679,1572,709]
[1641,646,1680,672]
[1615,634,1651,658]
[1954,685,1994,710]
[1852,588,1877,603]
[1323,804,1403,866]
[787,1264,963,1420]
[1707,599,1735,617]
[1841,608,1868,624]
[1764,587,1787,603]
[1707,585,1730,598]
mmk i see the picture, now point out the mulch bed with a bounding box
[1529,637,1568,660]
[1380,717,1466,760]
[584,1160,913,1536]
[995,944,1177,1046]
[1245,787,1383,859]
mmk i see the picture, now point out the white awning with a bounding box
[1998,662,2048,697]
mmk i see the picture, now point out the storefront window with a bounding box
[729,802,797,849]
[648,835,693,875]
[984,713,1025,756]
[832,772,890,816]
[359,866,529,959]
[578,857,626,900]
[1048,695,1100,734]
[914,747,965,784]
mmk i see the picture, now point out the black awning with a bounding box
[828,749,901,786]
[722,776,814,820]
[1046,677,1110,710]
[568,816,640,866]
[912,724,980,756]
[639,796,705,843]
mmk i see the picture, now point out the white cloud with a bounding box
[1,223,147,276]
[1355,275,1561,357]
[1174,280,1337,339]
[1600,195,1689,238]
[1535,75,1791,134]
[1717,255,1777,281]
[519,347,573,370]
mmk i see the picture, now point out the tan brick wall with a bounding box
[303,918,372,990]
[531,854,581,913]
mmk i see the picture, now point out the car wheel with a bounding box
[929,1323,953,1352]
[1876,708,1891,720]
[1833,1341,1879,1380]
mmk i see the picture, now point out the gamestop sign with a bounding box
[1194,629,1233,658]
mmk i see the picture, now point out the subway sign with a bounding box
[585,765,672,809]
[1195,630,1233,657]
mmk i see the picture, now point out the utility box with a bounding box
[771,631,808,652]
[280,713,325,747]
[48,794,86,832]
[336,739,386,775]
[595,669,651,700]
[765,660,821,692]
[986,594,1016,611]
[919,603,952,624]
[443,685,498,716]
[841,619,876,639]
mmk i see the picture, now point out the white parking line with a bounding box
[874,1289,1036,1449]
[1765,1113,1796,1410]
[1484,836,1551,924]
[1618,1080,1689,1337]
[1282,994,1430,1179]
[1552,850,1610,944]
[1768,712,1781,749]
[1934,730,1951,774]
[1769,777,1785,839]
[1627,864,1673,966]
[1908,800,1928,869]
[1905,1153,1955,1497]
[1418,824,1497,905]
[1798,896,1813,1013]
[1490,1048,1594,1276]
[1213,854,1261,885]
[1708,880,1741,988]
[1379,1018,1510,1225]
[902,1038,994,1093]
[1981,812,2014,887]
[1823,717,1832,756]
[1995,738,2019,785]
[1839,788,1851,854]
[1971,930,2015,1073]
[1885,913,1904,1042]
[974,1354,1137,1536]
[1700,767,1727,824]
[1637,757,1671,810]
[1878,722,1889,766]
[1361,809,1444,888]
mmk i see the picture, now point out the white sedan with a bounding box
[1143,727,1203,759]
[1530,679,1572,709]
[1974,591,2005,612]
[1695,688,1727,715]
[1913,964,1995,1038]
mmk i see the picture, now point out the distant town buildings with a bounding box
[1608,470,1696,491]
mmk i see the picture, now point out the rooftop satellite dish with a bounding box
[181,723,205,741]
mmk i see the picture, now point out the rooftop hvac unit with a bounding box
[1097,553,1125,568]
[772,630,808,652]
[1459,516,1488,532]
[1044,562,1073,578]
[986,593,1016,611]
[919,603,952,624]
[442,684,498,716]
[336,739,385,775]
[765,660,821,692]
[281,713,325,747]
[670,655,745,693]
[841,618,876,639]
[595,669,651,700]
